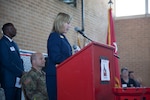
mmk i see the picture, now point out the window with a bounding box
[148,0,150,13]
[59,0,76,7]
[115,0,150,17]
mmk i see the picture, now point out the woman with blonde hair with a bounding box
[45,12,72,100]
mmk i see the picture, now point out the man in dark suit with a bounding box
[0,23,24,100]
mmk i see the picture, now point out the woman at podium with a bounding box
[45,12,72,100]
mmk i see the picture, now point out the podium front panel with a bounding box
[93,43,115,100]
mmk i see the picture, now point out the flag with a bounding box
[107,8,121,88]
[77,34,81,48]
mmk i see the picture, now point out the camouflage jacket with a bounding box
[21,67,49,100]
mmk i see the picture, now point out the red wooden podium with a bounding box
[57,42,116,100]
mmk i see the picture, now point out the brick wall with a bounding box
[1,0,149,87]
[115,16,150,86]
[0,0,109,53]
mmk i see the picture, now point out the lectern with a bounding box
[57,42,116,100]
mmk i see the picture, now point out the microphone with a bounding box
[74,27,85,36]
[114,54,120,59]
[74,27,93,42]
[72,44,81,53]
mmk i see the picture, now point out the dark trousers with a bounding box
[4,87,21,100]
[46,76,57,100]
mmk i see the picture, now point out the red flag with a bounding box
[107,8,121,88]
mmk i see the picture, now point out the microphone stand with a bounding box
[80,32,93,42]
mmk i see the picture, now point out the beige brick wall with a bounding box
[115,16,150,86]
[0,0,109,53]
[1,0,149,87]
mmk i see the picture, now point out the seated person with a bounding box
[129,71,142,87]
[121,67,137,87]
[21,53,49,100]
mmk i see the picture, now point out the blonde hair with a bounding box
[52,12,72,33]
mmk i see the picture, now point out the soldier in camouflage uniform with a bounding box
[21,53,49,100]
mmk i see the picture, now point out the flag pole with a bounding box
[107,0,121,88]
